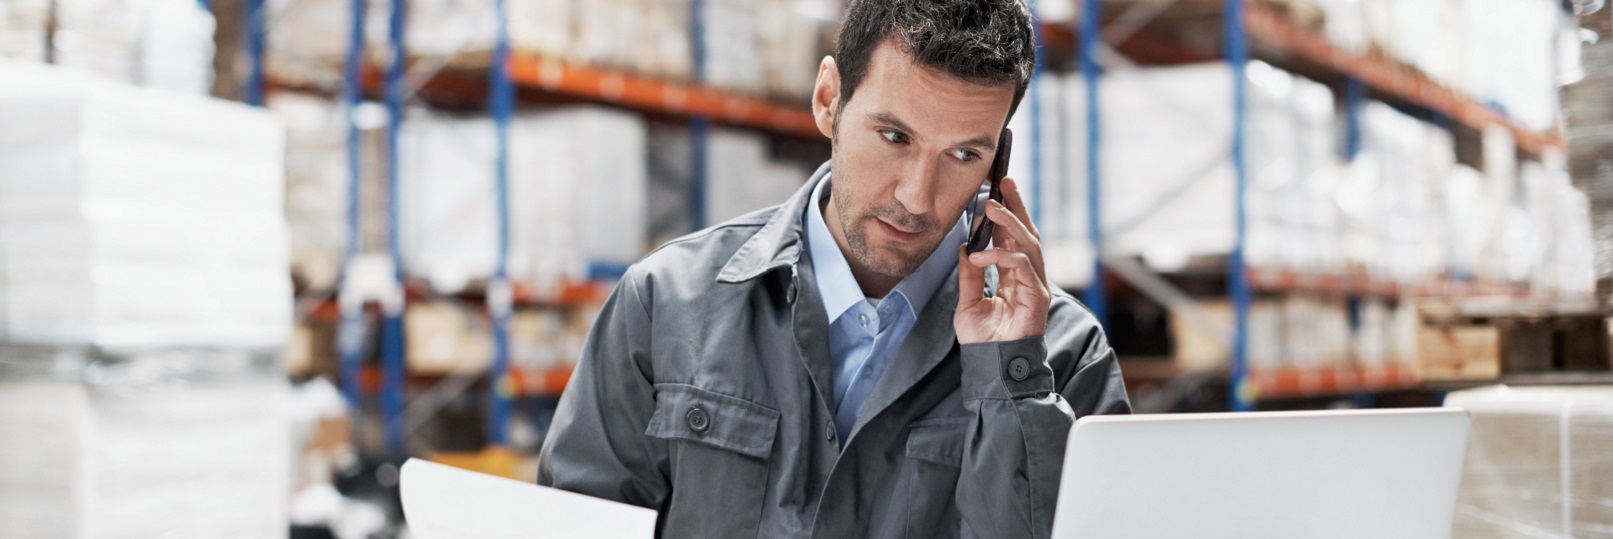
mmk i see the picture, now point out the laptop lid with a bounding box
[1050,408,1471,539]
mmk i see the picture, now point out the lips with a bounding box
[875,218,922,242]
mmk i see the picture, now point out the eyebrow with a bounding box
[868,111,997,153]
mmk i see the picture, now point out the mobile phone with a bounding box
[966,127,1012,254]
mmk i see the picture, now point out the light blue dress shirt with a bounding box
[804,176,967,443]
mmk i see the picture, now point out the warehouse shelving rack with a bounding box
[253,0,831,461]
[248,0,1572,449]
[1046,0,1567,409]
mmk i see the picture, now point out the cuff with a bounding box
[960,336,1055,400]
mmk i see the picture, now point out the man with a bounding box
[537,0,1130,537]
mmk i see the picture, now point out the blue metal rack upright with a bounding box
[1028,1,1046,231]
[243,0,266,106]
[1074,0,1254,410]
[1078,0,1107,328]
[1225,0,1254,412]
[381,0,409,454]
[487,0,516,447]
[337,0,369,451]
[690,0,710,231]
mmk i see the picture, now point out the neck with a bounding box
[822,189,899,299]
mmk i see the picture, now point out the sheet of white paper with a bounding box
[400,458,657,539]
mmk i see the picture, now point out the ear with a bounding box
[811,56,840,140]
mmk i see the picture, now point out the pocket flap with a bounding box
[904,417,970,466]
[645,383,781,460]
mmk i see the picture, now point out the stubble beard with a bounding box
[829,167,942,283]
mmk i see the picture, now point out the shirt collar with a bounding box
[804,174,965,322]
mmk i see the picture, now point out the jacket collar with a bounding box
[716,160,832,284]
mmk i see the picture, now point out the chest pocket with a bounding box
[646,383,780,538]
[902,417,970,539]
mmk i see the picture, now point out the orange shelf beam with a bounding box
[358,364,574,397]
[1247,268,1528,298]
[504,52,821,138]
[1243,3,1562,156]
[1253,363,1420,399]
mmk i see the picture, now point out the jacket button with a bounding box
[686,406,711,434]
[1008,357,1032,381]
[825,421,836,442]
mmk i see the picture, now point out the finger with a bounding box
[968,248,1048,302]
[1000,177,1041,241]
[985,200,1046,284]
[956,243,987,308]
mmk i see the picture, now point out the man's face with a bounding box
[814,41,1016,283]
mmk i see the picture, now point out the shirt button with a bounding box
[825,421,836,441]
[858,314,869,326]
[1008,357,1032,381]
[785,281,798,304]
[686,406,711,434]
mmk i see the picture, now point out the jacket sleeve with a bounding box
[954,302,1131,539]
[536,271,668,509]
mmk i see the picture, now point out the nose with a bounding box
[891,156,939,217]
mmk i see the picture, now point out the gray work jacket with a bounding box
[537,162,1131,539]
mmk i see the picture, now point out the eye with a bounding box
[950,149,981,162]
[878,129,908,144]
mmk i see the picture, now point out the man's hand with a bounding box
[955,176,1050,344]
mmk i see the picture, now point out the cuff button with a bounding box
[1007,357,1032,381]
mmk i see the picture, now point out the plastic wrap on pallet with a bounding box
[0,60,291,349]
[398,105,648,293]
[0,365,289,539]
[0,0,213,94]
[1444,385,1613,539]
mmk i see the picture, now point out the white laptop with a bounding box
[1050,408,1471,539]
[399,458,657,539]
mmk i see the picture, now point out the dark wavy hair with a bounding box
[834,0,1037,118]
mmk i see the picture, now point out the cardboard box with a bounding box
[1417,320,1501,381]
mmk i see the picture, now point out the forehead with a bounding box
[847,40,1016,141]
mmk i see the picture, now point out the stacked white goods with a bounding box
[266,93,351,292]
[702,0,765,96]
[398,105,648,294]
[131,0,215,94]
[1521,150,1599,296]
[268,0,574,88]
[757,0,831,102]
[1440,165,1494,280]
[0,375,290,539]
[1454,0,1560,131]
[705,126,812,225]
[1283,296,1352,368]
[1344,102,1452,284]
[1315,0,1562,131]
[631,0,693,82]
[0,60,291,349]
[0,0,213,94]
[1056,62,1341,274]
[263,0,352,88]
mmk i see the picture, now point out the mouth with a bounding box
[875,217,923,242]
